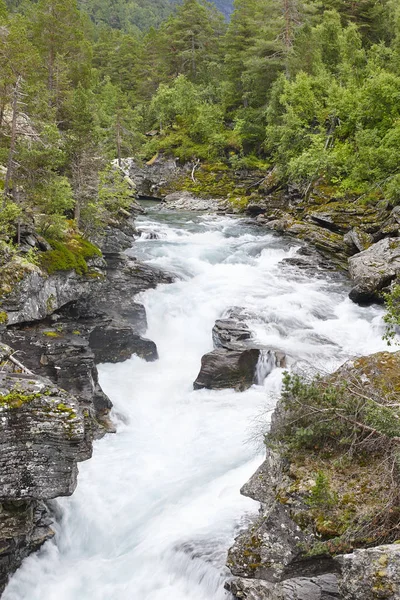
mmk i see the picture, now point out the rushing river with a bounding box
[3,210,389,600]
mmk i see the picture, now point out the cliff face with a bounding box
[0,343,92,594]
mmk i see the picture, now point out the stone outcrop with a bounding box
[2,256,105,326]
[226,574,340,600]
[193,347,261,391]
[194,309,286,391]
[122,156,191,199]
[0,343,92,594]
[348,237,400,304]
[1,254,173,431]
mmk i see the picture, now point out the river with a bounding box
[3,209,388,600]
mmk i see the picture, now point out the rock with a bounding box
[0,500,55,595]
[2,325,112,420]
[212,317,252,350]
[0,344,92,593]
[193,347,260,391]
[89,322,158,363]
[226,578,275,599]
[164,191,221,211]
[348,238,400,304]
[246,204,266,217]
[308,212,340,232]
[0,374,92,500]
[336,545,400,600]
[124,156,190,199]
[343,227,373,253]
[2,261,105,326]
[67,253,174,329]
[227,501,329,583]
[227,574,340,600]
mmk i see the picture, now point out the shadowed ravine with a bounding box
[3,210,389,600]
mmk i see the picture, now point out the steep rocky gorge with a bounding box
[2,157,400,598]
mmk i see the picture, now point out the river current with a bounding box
[3,209,389,600]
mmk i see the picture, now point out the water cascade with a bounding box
[3,211,389,600]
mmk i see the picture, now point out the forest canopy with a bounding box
[1,0,400,238]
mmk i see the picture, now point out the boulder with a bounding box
[343,227,373,253]
[336,545,400,600]
[348,238,400,304]
[193,347,260,391]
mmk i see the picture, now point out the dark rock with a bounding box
[246,204,266,217]
[193,347,260,391]
[89,323,158,363]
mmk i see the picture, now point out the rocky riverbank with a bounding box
[0,202,175,593]
[124,156,400,304]
[225,351,400,600]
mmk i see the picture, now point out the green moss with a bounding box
[0,311,8,324]
[0,391,40,408]
[43,331,60,338]
[56,402,76,419]
[39,235,102,276]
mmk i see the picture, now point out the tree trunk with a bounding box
[4,76,22,208]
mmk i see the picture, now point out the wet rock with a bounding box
[336,545,400,600]
[164,191,222,211]
[193,347,260,391]
[68,253,174,329]
[89,322,158,363]
[348,238,400,304]
[246,204,266,217]
[212,317,252,350]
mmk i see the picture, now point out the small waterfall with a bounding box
[254,350,276,385]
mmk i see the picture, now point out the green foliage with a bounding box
[307,471,337,508]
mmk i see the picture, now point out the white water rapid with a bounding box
[3,210,390,600]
